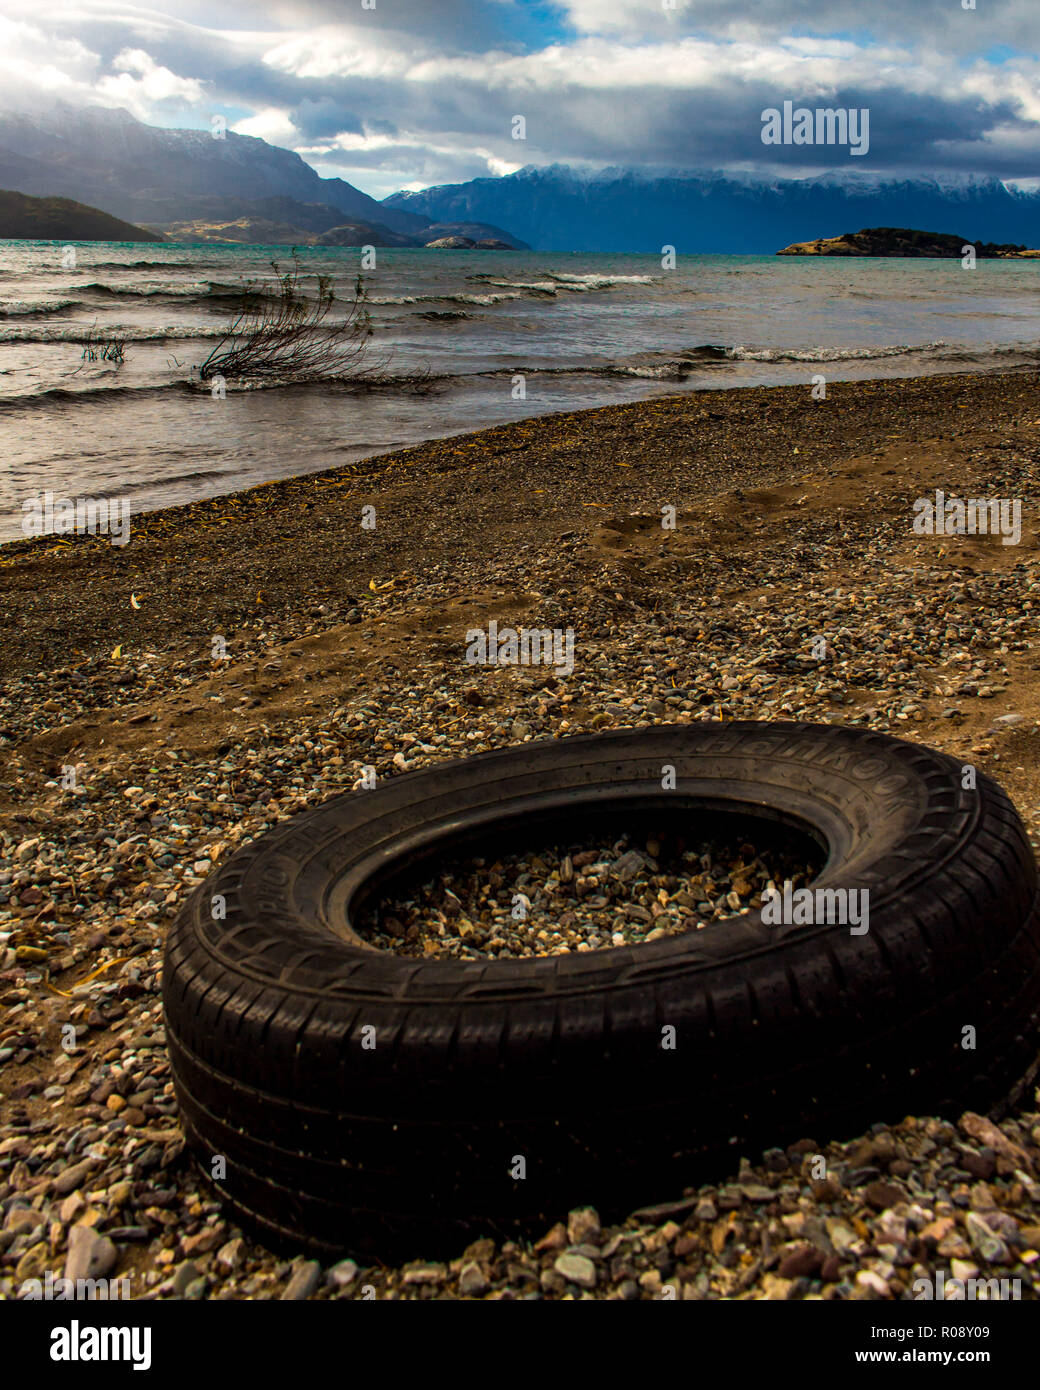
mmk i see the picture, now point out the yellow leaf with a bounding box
[111,644,123,660]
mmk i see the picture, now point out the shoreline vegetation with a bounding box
[2,368,1039,1299]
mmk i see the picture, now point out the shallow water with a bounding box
[2,241,1039,542]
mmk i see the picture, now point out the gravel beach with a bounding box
[1,368,1039,1300]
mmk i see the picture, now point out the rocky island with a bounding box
[776,226,1040,257]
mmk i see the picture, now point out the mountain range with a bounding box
[0,102,527,248]
[385,165,1040,254]
[1,101,1038,254]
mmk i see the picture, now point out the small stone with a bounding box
[960,1148,996,1180]
[217,1238,246,1271]
[863,1180,905,1211]
[4,1206,45,1234]
[826,1219,858,1252]
[567,1207,601,1246]
[965,1213,1010,1264]
[181,1227,223,1257]
[15,1242,50,1283]
[554,1252,597,1289]
[921,1217,955,1245]
[328,1258,359,1289]
[171,1261,199,1296]
[855,1270,890,1298]
[402,1263,447,1286]
[108,1181,132,1209]
[64,1226,117,1283]
[458,1261,489,1296]
[53,1158,95,1196]
[534,1222,568,1253]
[777,1244,824,1279]
[760,1274,796,1300]
[281,1260,322,1300]
[959,1112,1032,1174]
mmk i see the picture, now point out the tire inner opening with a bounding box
[352,806,826,959]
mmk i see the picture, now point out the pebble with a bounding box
[1,407,1039,1300]
[281,1260,322,1301]
[554,1253,598,1289]
[64,1226,117,1283]
[458,1262,489,1296]
[362,831,815,959]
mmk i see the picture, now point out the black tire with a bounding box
[162,721,1040,1259]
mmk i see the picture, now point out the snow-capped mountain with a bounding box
[384,165,1040,253]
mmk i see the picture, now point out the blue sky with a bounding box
[1,0,1038,196]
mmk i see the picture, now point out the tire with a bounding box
[162,721,1040,1259]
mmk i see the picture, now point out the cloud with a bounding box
[0,0,1038,199]
[95,48,206,116]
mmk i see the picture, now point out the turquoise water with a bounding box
[1,241,1039,540]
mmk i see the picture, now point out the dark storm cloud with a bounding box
[2,0,1038,195]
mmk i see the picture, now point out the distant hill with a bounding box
[164,213,526,249]
[314,222,418,248]
[0,100,427,235]
[0,188,162,242]
[778,227,1040,257]
[384,165,1040,253]
[0,101,527,249]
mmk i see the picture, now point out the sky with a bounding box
[1,0,1039,197]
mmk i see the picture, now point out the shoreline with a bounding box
[2,366,1039,1299]
[4,366,1040,672]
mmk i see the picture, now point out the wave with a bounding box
[370,290,523,307]
[549,272,657,288]
[78,279,268,305]
[726,341,947,363]
[0,324,226,345]
[88,260,179,270]
[0,380,200,406]
[468,272,656,294]
[0,299,79,317]
[80,282,188,299]
[480,280,560,295]
[6,336,1036,410]
[0,369,441,407]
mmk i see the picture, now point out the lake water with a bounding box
[2,241,1039,542]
